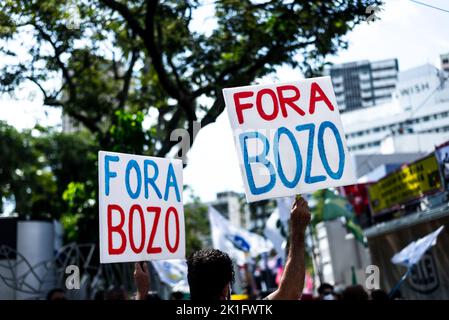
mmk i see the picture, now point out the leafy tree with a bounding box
[0,121,97,221]
[62,181,97,242]
[0,0,382,157]
[1,0,383,245]
[0,121,34,214]
[183,189,211,256]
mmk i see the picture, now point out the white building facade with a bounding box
[342,64,449,155]
[328,58,399,112]
[441,52,449,73]
[208,191,250,229]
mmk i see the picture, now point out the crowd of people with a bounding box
[46,282,400,301]
[45,198,399,301]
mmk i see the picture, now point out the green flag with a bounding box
[345,218,367,247]
[351,265,358,285]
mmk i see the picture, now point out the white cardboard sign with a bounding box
[98,151,185,263]
[223,76,356,202]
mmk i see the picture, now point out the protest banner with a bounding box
[98,151,185,263]
[435,140,449,189]
[223,76,356,202]
[368,154,443,216]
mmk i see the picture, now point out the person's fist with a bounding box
[134,262,150,299]
[290,197,311,232]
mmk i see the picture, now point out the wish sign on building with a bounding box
[223,77,356,202]
[98,151,185,263]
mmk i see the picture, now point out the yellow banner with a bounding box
[368,154,442,216]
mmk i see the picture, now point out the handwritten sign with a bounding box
[223,76,356,202]
[98,151,185,263]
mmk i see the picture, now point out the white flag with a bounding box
[276,197,294,222]
[208,206,272,265]
[264,208,287,262]
[151,259,188,289]
[391,226,444,268]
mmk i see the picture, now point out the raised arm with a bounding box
[134,262,150,300]
[266,197,311,300]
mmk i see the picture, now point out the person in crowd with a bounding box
[134,197,311,300]
[317,283,336,300]
[300,293,314,300]
[134,262,150,300]
[105,286,128,300]
[46,288,66,301]
[390,289,403,300]
[341,285,369,301]
[93,290,105,300]
[146,292,162,300]
[170,291,184,300]
[370,289,390,301]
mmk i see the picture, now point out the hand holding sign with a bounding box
[291,197,311,233]
[223,76,356,202]
[98,151,185,263]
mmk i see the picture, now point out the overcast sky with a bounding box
[1,0,449,202]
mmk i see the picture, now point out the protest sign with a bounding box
[98,151,185,263]
[223,76,356,202]
[368,154,442,216]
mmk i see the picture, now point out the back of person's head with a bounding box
[170,291,184,300]
[187,249,235,300]
[94,290,105,300]
[105,287,128,300]
[390,289,402,300]
[318,283,334,295]
[341,285,369,301]
[146,292,162,301]
[46,288,66,301]
[370,289,389,301]
[318,282,334,294]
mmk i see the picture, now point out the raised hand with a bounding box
[134,262,150,300]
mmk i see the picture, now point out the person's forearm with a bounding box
[266,197,310,300]
[279,227,306,299]
[268,226,306,300]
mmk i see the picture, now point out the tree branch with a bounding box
[200,92,225,129]
[155,107,184,157]
[117,49,139,110]
[112,51,120,80]
[27,76,49,100]
[33,24,76,101]
[99,0,145,38]
[32,23,104,135]
[66,109,102,134]
[144,0,196,121]
[102,0,197,122]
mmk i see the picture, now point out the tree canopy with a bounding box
[0,0,382,158]
[0,0,383,245]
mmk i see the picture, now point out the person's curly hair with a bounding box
[187,249,235,300]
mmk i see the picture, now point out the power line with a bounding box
[409,0,449,14]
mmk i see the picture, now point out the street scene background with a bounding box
[1,0,449,300]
